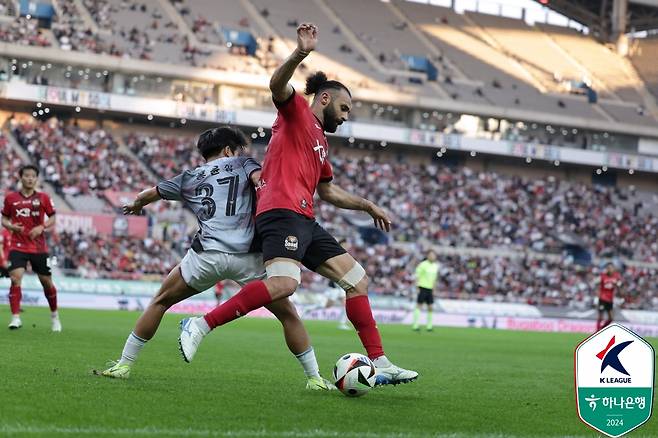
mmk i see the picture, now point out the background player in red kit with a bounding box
[596,262,621,331]
[179,23,417,385]
[1,165,61,331]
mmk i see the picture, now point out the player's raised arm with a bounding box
[316,181,392,232]
[269,23,318,103]
[122,187,161,215]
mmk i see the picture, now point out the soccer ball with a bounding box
[333,353,377,397]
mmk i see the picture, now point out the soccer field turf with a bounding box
[0,306,656,438]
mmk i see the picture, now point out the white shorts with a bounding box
[179,249,266,292]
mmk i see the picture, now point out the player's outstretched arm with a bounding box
[317,181,392,232]
[123,187,161,215]
[269,23,318,102]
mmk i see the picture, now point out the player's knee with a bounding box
[265,261,300,297]
[151,287,178,309]
[337,263,367,294]
[265,276,298,297]
[10,274,21,286]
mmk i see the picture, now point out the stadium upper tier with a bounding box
[0,0,656,129]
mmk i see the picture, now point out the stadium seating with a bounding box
[0,17,51,46]
[172,0,255,46]
[631,36,658,101]
[0,0,17,17]
[538,24,643,103]
[49,230,178,280]
[0,134,23,192]
[11,119,156,197]
[325,153,658,263]
[125,132,202,180]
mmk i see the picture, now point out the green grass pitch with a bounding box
[0,305,656,438]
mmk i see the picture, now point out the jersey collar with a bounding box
[313,114,325,132]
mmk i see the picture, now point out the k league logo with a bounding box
[575,323,655,437]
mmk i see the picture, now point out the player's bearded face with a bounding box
[322,103,340,133]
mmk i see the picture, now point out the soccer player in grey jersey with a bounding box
[102,126,334,390]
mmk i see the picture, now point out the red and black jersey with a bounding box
[256,91,334,219]
[599,272,621,303]
[1,191,55,254]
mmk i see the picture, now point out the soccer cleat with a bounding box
[51,318,62,332]
[306,376,337,391]
[178,317,206,363]
[374,363,419,386]
[101,361,131,379]
[8,315,22,330]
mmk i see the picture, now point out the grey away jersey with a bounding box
[157,156,261,253]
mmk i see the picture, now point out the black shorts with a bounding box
[598,299,613,312]
[417,287,434,305]
[8,250,51,276]
[256,209,347,272]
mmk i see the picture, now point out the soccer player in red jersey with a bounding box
[179,23,418,385]
[596,262,621,331]
[1,165,61,331]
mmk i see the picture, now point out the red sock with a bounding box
[9,285,21,315]
[346,295,385,360]
[44,286,57,312]
[203,280,272,329]
[596,318,602,331]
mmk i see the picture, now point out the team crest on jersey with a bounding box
[300,199,307,209]
[284,236,298,251]
[32,199,40,207]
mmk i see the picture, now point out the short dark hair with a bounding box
[19,164,39,177]
[196,126,249,160]
[304,71,351,98]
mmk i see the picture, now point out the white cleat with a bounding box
[51,318,62,332]
[374,363,419,386]
[178,317,206,363]
[8,315,22,330]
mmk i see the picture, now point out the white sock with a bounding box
[373,355,392,368]
[51,311,59,319]
[118,332,147,366]
[295,347,320,378]
[194,316,211,335]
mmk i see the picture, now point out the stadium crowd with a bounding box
[125,132,201,181]
[11,119,155,196]
[0,17,51,47]
[49,230,177,280]
[324,155,658,262]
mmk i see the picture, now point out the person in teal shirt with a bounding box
[412,250,439,331]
